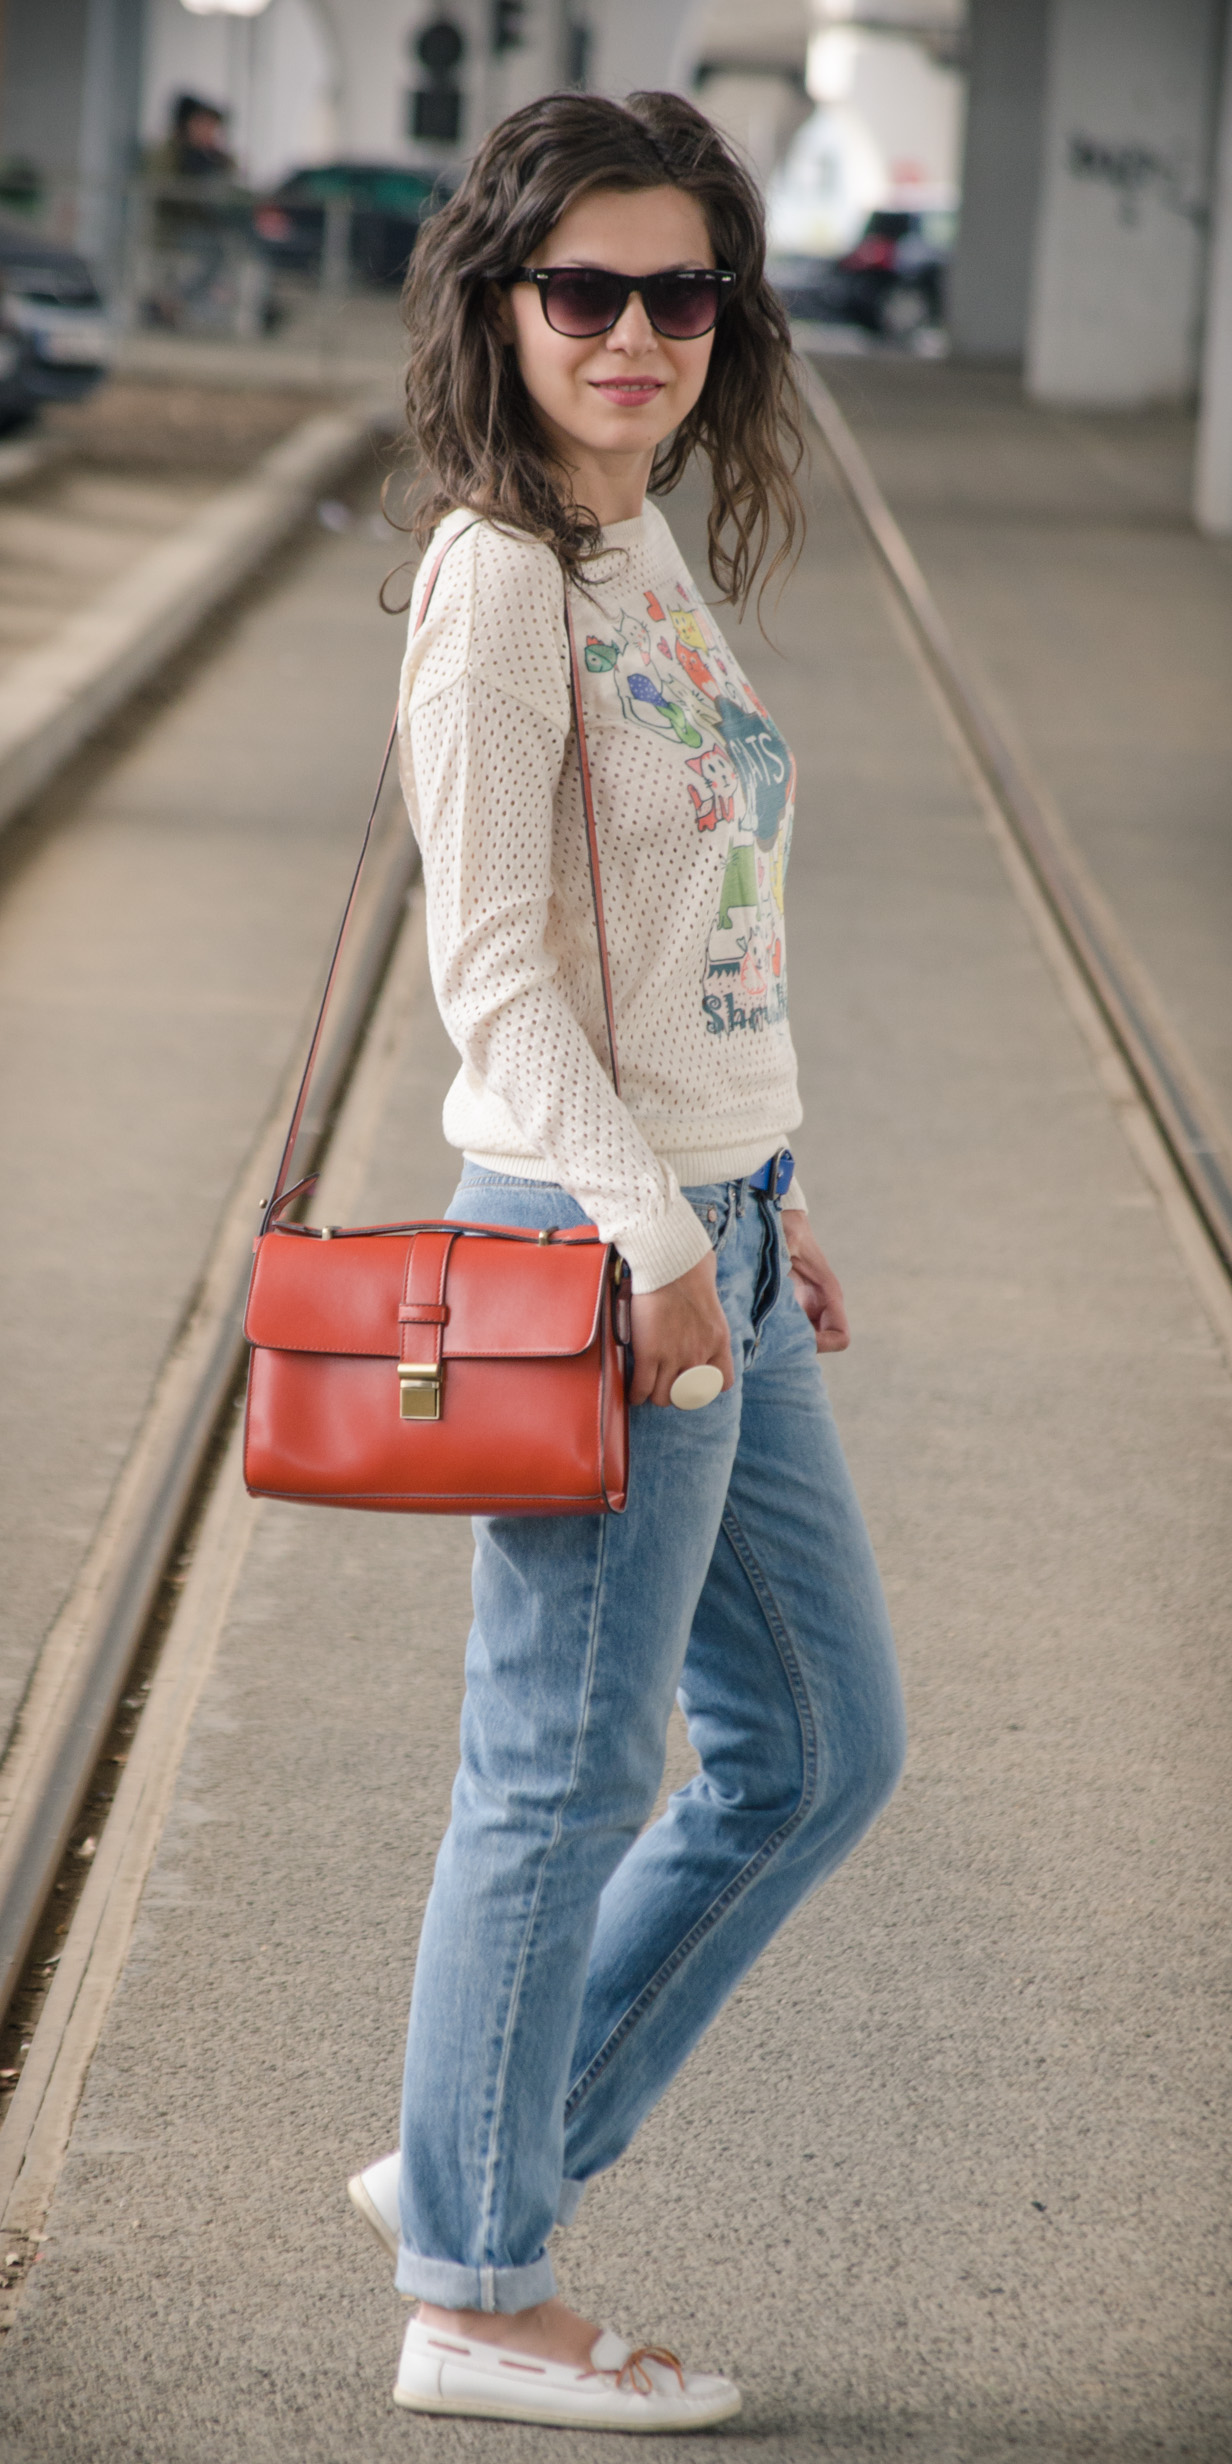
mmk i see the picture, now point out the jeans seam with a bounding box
[478,1514,610,2262]
[562,1504,821,2122]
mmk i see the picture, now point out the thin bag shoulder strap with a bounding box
[262,522,619,1231]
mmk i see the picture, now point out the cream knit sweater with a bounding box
[398,502,805,1292]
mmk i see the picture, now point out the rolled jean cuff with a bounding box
[555,2177,585,2227]
[394,2244,557,2313]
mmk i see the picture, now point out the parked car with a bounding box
[253,162,448,286]
[827,207,955,339]
[0,224,110,430]
[766,253,840,324]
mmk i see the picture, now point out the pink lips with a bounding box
[591,380,664,406]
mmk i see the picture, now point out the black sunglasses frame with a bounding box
[508,265,736,339]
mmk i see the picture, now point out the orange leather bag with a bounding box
[242,525,631,1516]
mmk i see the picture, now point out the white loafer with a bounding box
[394,2317,741,2430]
[347,2151,400,2257]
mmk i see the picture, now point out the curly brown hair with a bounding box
[397,90,806,620]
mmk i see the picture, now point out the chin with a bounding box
[584,405,672,441]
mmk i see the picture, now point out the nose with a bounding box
[606,289,657,353]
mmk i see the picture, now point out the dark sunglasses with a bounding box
[509,265,736,340]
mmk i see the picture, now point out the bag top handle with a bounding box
[262,517,619,1234]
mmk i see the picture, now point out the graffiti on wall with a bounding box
[1067,133,1206,229]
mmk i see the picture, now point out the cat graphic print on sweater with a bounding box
[398,503,805,1294]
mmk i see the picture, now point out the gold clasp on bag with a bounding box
[398,1362,441,1421]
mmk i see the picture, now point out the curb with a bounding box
[0,896,429,2294]
[0,803,419,2053]
[0,434,69,492]
[113,331,398,395]
[0,397,389,839]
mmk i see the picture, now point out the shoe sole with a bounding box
[347,2170,398,2260]
[393,2384,742,2430]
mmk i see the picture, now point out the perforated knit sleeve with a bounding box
[407,671,713,1291]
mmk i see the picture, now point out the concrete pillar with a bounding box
[322,0,567,170]
[0,0,144,273]
[1195,3,1232,530]
[681,72,810,192]
[76,0,146,277]
[0,0,92,234]
[1026,0,1223,409]
[488,0,574,117]
[298,0,343,159]
[947,0,1049,360]
[588,0,696,102]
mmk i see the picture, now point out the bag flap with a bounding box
[245,1225,610,1360]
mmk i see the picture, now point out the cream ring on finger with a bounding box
[669,1364,724,1411]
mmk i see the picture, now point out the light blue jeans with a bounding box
[395,1164,906,2310]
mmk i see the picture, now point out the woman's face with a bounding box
[501,185,718,487]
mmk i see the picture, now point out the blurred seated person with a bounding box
[148,93,236,182]
[144,95,240,328]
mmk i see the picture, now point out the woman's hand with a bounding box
[782,1210,850,1353]
[629,1250,735,1408]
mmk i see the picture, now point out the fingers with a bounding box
[628,1353,659,1408]
[788,1258,851,1354]
[783,1219,849,1354]
[650,1328,735,1409]
[812,1273,850,1350]
[815,1321,850,1354]
[629,1325,733,1408]
[628,1221,855,1404]
[628,1264,734,1408]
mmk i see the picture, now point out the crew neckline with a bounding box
[596,507,653,549]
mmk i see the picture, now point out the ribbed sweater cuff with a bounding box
[783,1175,807,1212]
[619,1196,714,1294]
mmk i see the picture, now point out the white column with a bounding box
[947,0,1050,360]
[1026,0,1222,409]
[492,0,573,115]
[586,0,697,101]
[1195,6,1232,531]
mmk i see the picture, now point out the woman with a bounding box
[349,90,906,2431]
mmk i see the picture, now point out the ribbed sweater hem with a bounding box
[464,1132,794,1193]
[462,1133,807,1290]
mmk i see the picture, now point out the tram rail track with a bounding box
[0,785,416,2041]
[0,881,428,2279]
[0,393,388,844]
[0,359,1228,2284]
[797,356,1232,1297]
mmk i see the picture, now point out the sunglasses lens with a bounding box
[541,271,625,335]
[645,274,723,337]
[536,270,727,337]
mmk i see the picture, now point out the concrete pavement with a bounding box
[0,458,410,1746]
[818,355,1232,1145]
[0,447,1228,2460]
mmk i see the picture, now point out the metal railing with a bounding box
[0,173,400,377]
